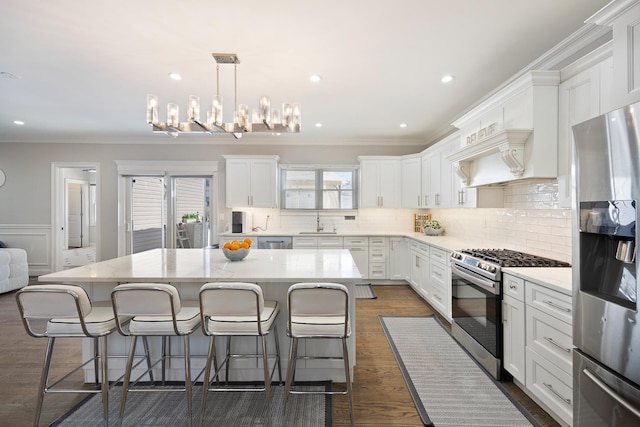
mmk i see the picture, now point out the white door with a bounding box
[66,180,88,248]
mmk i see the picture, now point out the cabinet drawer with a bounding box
[429,286,447,314]
[526,348,573,426]
[503,274,525,302]
[370,246,388,262]
[369,262,387,280]
[317,236,344,248]
[429,246,449,263]
[292,237,317,248]
[369,237,388,247]
[526,283,572,324]
[409,241,429,257]
[343,237,368,248]
[430,261,448,288]
[526,306,573,374]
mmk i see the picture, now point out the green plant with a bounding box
[423,219,443,229]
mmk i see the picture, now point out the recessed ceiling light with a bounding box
[310,75,322,83]
[168,73,182,81]
[399,123,407,128]
[13,120,24,125]
[441,75,454,83]
[315,123,323,127]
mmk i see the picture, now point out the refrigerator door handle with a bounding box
[583,368,640,420]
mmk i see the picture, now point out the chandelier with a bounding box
[146,53,301,139]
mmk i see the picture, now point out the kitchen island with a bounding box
[38,248,362,383]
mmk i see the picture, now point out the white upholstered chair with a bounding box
[198,282,282,416]
[284,282,354,426]
[15,284,122,427]
[111,283,200,426]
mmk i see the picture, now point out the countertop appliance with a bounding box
[257,236,292,249]
[573,102,640,425]
[231,211,252,233]
[450,249,570,380]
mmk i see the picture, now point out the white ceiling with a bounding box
[0,0,612,146]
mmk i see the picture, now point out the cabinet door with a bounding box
[292,236,317,248]
[359,160,380,208]
[249,158,278,207]
[421,154,431,207]
[378,160,401,208]
[503,294,526,384]
[611,2,640,108]
[558,64,601,208]
[226,159,252,207]
[389,237,408,280]
[401,157,422,208]
[409,250,421,291]
[428,149,441,207]
[418,253,430,298]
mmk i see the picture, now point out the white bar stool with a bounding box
[284,282,354,426]
[111,283,201,426]
[198,282,282,417]
[15,284,123,427]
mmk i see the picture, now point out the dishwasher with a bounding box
[257,236,293,249]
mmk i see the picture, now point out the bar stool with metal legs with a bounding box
[15,284,124,427]
[284,282,354,426]
[198,282,282,418]
[111,283,201,426]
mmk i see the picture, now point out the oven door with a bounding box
[451,262,502,378]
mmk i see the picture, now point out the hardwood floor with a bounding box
[0,284,559,426]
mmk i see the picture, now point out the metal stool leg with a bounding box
[183,336,193,427]
[342,337,354,426]
[261,335,271,400]
[284,337,298,405]
[273,325,282,384]
[34,337,55,427]
[100,335,109,424]
[120,335,138,421]
[201,336,216,424]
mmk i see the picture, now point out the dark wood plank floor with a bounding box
[0,284,559,426]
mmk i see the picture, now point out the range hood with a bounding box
[447,129,532,186]
[448,71,560,187]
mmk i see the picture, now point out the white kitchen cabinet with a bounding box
[388,237,408,280]
[224,155,279,208]
[421,132,461,208]
[400,155,422,208]
[557,47,613,207]
[292,236,343,249]
[588,1,640,109]
[292,236,319,248]
[409,240,430,297]
[502,274,526,384]
[344,237,369,280]
[368,237,389,280]
[428,246,451,320]
[358,157,401,208]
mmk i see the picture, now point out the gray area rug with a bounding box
[354,283,377,299]
[51,382,331,427]
[379,315,539,427]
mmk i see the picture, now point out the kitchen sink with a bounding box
[298,231,338,234]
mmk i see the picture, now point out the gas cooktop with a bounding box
[459,249,571,268]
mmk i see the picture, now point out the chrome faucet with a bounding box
[316,212,323,232]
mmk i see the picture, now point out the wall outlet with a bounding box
[219,213,225,220]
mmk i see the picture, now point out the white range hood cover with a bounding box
[446,129,532,186]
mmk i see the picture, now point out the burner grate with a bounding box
[461,249,570,268]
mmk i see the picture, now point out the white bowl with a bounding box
[424,227,445,236]
[222,247,250,261]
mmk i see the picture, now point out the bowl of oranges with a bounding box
[221,237,252,261]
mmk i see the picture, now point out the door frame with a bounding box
[51,162,101,272]
[65,178,89,248]
[115,160,218,257]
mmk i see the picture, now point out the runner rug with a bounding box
[379,315,540,427]
[354,283,377,299]
[50,382,331,427]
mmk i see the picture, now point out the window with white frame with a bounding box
[281,167,357,210]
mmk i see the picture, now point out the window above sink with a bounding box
[280,166,358,210]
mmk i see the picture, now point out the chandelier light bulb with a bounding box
[259,96,271,123]
[187,95,200,122]
[167,103,179,128]
[146,94,158,124]
[212,95,223,125]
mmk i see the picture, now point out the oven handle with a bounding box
[451,263,498,294]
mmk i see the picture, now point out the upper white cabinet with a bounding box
[401,155,422,208]
[448,71,560,187]
[557,44,614,207]
[587,0,640,109]
[358,157,401,208]
[224,155,279,208]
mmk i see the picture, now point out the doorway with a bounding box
[51,163,100,272]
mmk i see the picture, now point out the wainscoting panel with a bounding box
[0,224,52,276]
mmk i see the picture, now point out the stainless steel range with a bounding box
[450,249,570,379]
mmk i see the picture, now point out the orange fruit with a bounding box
[223,242,232,249]
[230,243,240,251]
[240,242,249,249]
[243,237,252,246]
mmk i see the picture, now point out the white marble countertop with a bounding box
[39,248,363,284]
[501,267,573,295]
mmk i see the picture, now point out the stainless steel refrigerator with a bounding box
[573,101,640,426]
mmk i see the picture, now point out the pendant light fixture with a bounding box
[146,53,301,139]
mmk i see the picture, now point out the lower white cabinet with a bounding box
[344,237,369,280]
[388,237,407,280]
[502,273,573,426]
[369,237,389,280]
[428,246,451,320]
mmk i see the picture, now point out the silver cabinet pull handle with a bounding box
[543,382,571,404]
[509,284,517,290]
[583,368,640,420]
[543,299,571,312]
[543,336,571,353]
